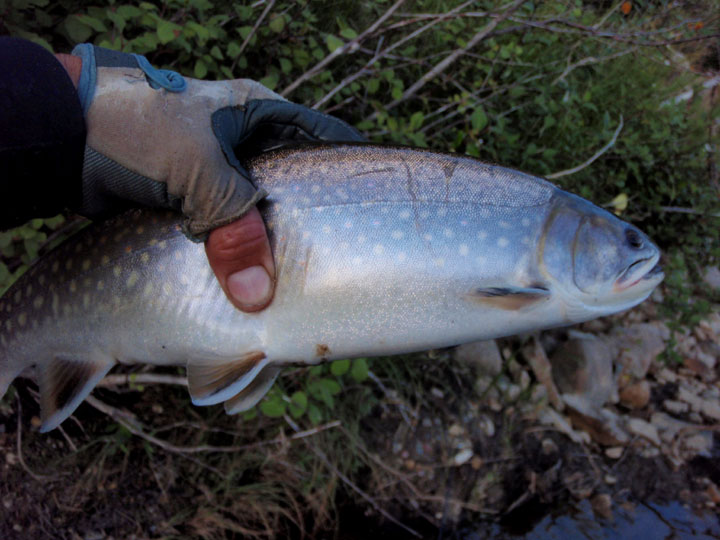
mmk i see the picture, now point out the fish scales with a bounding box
[0,144,663,431]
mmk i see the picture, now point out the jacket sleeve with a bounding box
[0,37,86,229]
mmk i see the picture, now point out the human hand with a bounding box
[59,46,364,311]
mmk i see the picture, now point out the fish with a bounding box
[0,144,664,432]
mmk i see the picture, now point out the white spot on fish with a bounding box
[521,218,530,227]
[311,185,320,194]
[127,271,139,288]
[478,231,487,240]
[373,244,384,255]
[163,283,172,295]
[476,255,487,265]
[459,244,469,256]
[82,259,91,271]
[17,313,26,326]
[174,251,183,261]
[352,256,363,265]
[158,241,167,249]
[357,234,366,244]
[444,228,454,239]
[113,266,122,278]
[322,225,332,234]
[499,221,511,229]
[498,237,509,248]
[344,220,353,229]
[397,252,407,262]
[140,253,150,264]
[380,207,389,214]
[437,207,447,217]
[420,210,430,219]
[423,233,433,242]
[433,258,445,267]
[336,189,349,200]
[143,283,153,297]
[391,230,404,240]
[399,210,411,220]
[301,197,311,205]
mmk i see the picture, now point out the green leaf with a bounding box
[309,365,324,376]
[157,20,181,44]
[409,111,424,131]
[351,358,369,382]
[325,34,343,53]
[65,16,93,43]
[76,14,106,32]
[307,404,322,425]
[237,25,254,40]
[288,391,308,418]
[330,359,350,376]
[340,27,357,39]
[259,72,279,91]
[260,399,286,417]
[194,58,208,78]
[107,11,126,31]
[279,57,292,74]
[227,41,242,58]
[367,78,380,94]
[117,5,143,19]
[210,45,223,60]
[269,15,285,33]
[320,378,341,395]
[471,106,488,131]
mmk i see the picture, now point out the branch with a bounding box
[553,48,635,85]
[230,0,276,74]
[313,1,474,109]
[547,115,623,179]
[365,0,525,121]
[281,0,406,97]
[659,206,720,218]
[96,373,188,388]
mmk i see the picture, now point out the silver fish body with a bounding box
[0,144,663,430]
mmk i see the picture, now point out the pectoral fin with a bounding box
[468,285,550,310]
[40,354,115,432]
[224,365,281,415]
[187,351,268,406]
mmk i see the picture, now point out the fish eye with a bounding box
[625,228,643,249]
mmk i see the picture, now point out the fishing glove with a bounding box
[71,44,364,240]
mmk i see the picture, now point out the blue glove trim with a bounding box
[71,43,97,116]
[132,54,187,92]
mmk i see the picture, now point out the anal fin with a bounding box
[188,351,268,406]
[224,365,281,415]
[40,354,115,432]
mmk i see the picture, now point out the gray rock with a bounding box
[455,339,502,376]
[563,395,629,445]
[619,380,651,409]
[611,322,669,379]
[627,417,661,446]
[663,400,689,415]
[703,266,720,290]
[550,334,615,409]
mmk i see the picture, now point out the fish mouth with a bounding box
[614,253,664,292]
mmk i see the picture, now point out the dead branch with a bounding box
[365,0,526,121]
[547,115,623,179]
[281,0,406,97]
[230,0,276,73]
[96,373,188,388]
[553,48,635,85]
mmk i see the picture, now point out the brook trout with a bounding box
[0,145,663,431]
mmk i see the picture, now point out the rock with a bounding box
[656,368,678,383]
[627,417,661,446]
[612,322,669,379]
[591,493,613,520]
[683,432,714,458]
[542,438,558,455]
[524,337,564,410]
[448,423,465,437]
[703,266,720,290]
[550,334,615,409]
[663,400,689,415]
[563,395,629,446]
[453,448,474,466]
[604,474,617,485]
[455,339,502,376]
[652,411,694,442]
[678,385,720,421]
[538,408,590,445]
[619,380,651,409]
[605,446,624,459]
[564,472,594,500]
[478,415,495,437]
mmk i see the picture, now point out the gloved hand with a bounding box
[65,45,364,311]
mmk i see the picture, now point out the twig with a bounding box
[85,394,339,454]
[365,0,525,122]
[313,1,473,109]
[547,115,623,179]
[659,206,720,217]
[553,48,635,85]
[230,0,276,74]
[284,415,422,538]
[281,0,406,97]
[95,373,188,388]
[15,394,53,481]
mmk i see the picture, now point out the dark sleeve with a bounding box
[0,37,86,229]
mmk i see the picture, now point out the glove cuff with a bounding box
[71,44,186,115]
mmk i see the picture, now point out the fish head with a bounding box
[540,192,663,317]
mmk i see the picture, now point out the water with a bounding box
[462,500,720,539]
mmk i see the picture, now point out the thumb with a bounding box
[205,207,276,312]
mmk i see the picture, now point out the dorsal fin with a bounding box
[187,351,268,406]
[224,365,281,415]
[39,354,115,432]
